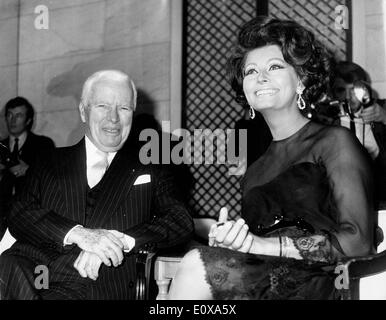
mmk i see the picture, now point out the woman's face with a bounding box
[243,45,300,112]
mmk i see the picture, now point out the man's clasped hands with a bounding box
[68,227,133,281]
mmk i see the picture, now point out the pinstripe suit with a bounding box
[0,138,193,299]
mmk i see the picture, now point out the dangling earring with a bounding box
[249,106,255,119]
[296,84,306,110]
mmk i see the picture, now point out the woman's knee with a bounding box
[180,248,201,266]
[172,248,205,281]
[169,248,212,299]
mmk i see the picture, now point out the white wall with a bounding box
[0,0,19,130]
[353,0,386,98]
[0,0,182,146]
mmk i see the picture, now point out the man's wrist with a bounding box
[123,234,135,252]
[64,225,83,246]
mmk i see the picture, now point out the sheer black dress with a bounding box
[197,121,376,299]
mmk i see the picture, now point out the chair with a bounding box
[135,247,156,300]
[154,218,215,300]
[340,210,386,299]
[152,212,386,300]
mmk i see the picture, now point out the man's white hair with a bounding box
[80,70,137,110]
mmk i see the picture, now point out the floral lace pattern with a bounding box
[291,233,333,263]
[197,246,337,300]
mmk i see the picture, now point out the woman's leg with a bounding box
[168,248,213,300]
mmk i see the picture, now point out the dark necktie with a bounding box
[11,138,19,163]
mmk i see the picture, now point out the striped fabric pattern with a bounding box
[0,139,193,299]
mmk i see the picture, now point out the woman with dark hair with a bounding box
[168,17,376,300]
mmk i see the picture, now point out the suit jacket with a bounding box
[0,132,55,233]
[6,138,194,299]
[1,132,55,193]
[1,132,55,166]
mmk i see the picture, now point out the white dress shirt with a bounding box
[85,135,116,188]
[9,131,28,152]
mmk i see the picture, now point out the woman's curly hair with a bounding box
[227,17,331,110]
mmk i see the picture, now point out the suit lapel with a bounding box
[87,149,141,228]
[56,139,88,224]
[21,132,33,150]
[19,133,32,160]
[1,137,10,148]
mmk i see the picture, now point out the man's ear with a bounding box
[79,102,87,123]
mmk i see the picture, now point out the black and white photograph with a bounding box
[0,0,385,309]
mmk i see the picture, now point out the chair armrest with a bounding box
[342,250,386,279]
[135,248,156,300]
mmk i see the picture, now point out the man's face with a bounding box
[79,79,135,153]
[6,105,31,136]
[332,77,362,112]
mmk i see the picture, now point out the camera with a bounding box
[353,80,373,108]
[0,142,13,168]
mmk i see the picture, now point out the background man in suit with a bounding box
[0,97,55,239]
[0,97,55,181]
[0,70,193,299]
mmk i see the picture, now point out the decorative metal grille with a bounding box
[185,0,257,219]
[270,0,350,61]
[184,0,350,219]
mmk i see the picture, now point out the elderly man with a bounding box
[0,70,193,299]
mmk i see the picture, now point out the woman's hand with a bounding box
[208,208,254,253]
[208,207,228,246]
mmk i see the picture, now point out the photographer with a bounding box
[331,61,386,209]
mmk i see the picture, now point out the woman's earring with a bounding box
[249,106,255,119]
[296,86,306,110]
